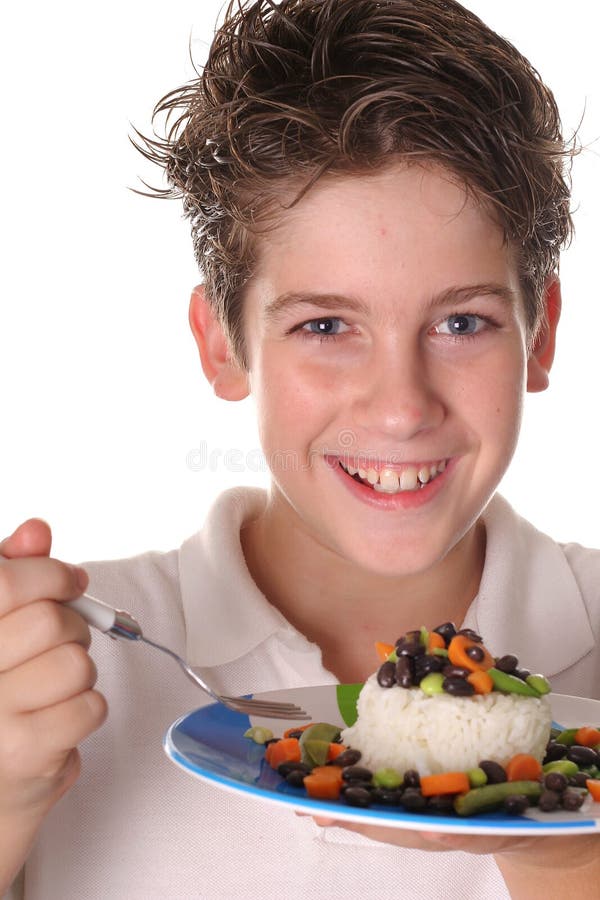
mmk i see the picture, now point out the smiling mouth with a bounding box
[338,459,447,494]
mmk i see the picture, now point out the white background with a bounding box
[1,1,599,563]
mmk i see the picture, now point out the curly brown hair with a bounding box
[132,0,577,367]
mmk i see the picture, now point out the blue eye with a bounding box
[304,317,344,335]
[436,314,485,336]
[297,317,353,340]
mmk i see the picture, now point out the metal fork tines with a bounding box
[66,593,310,720]
[141,635,310,719]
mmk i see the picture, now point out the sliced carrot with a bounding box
[427,631,446,652]
[326,742,348,762]
[420,771,471,797]
[304,765,344,800]
[375,641,394,662]
[505,753,542,782]
[265,737,301,770]
[447,634,495,673]
[574,727,600,748]
[586,779,600,801]
[467,670,494,695]
[283,723,312,739]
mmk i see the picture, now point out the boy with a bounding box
[1,1,599,897]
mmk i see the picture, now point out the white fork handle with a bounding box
[66,593,143,641]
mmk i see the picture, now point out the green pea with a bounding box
[467,767,488,788]
[373,768,403,789]
[419,625,429,647]
[432,647,449,658]
[555,728,578,746]
[526,674,551,695]
[420,673,445,695]
[243,726,274,744]
[542,759,579,777]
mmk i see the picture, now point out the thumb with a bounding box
[0,518,53,559]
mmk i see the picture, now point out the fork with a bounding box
[67,593,310,720]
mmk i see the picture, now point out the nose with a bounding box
[350,340,445,443]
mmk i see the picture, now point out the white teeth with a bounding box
[399,467,418,491]
[379,467,400,491]
[340,459,447,493]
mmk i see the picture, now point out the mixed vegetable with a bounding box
[375,623,551,698]
[246,722,600,817]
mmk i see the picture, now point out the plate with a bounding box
[164,686,600,835]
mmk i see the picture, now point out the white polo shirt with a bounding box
[11,490,600,900]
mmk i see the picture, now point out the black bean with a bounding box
[343,786,373,808]
[544,771,568,793]
[277,761,311,777]
[569,773,590,788]
[403,769,421,789]
[427,794,456,813]
[341,781,372,794]
[543,742,568,764]
[566,746,599,767]
[332,748,362,767]
[371,787,403,806]
[538,789,561,812]
[414,654,445,681]
[443,676,475,696]
[494,654,519,674]
[401,788,427,812]
[503,794,529,816]
[342,765,373,784]
[479,760,507,784]
[466,645,485,662]
[395,656,415,688]
[377,660,397,688]
[282,729,304,741]
[513,669,531,682]
[457,628,483,643]
[561,788,585,811]
[396,638,425,658]
[433,622,457,645]
[404,630,423,644]
[285,769,308,788]
[442,665,471,679]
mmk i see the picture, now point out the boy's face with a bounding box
[214,164,545,576]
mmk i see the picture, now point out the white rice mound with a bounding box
[340,674,552,776]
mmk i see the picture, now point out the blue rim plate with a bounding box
[164,686,600,835]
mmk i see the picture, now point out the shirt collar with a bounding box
[467,494,594,677]
[179,487,289,667]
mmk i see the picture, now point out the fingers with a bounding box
[0,642,98,714]
[0,518,53,559]
[0,601,91,672]
[0,555,87,617]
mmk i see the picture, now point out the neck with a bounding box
[240,495,486,684]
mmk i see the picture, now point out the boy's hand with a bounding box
[0,519,108,892]
[312,818,600,898]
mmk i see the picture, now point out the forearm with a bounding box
[0,812,41,896]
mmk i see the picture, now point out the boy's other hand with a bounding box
[312,817,600,898]
[0,519,108,892]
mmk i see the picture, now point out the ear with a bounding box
[526,277,562,394]
[188,285,250,401]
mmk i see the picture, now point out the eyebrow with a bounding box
[263,283,518,323]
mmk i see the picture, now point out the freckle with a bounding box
[379,227,387,237]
